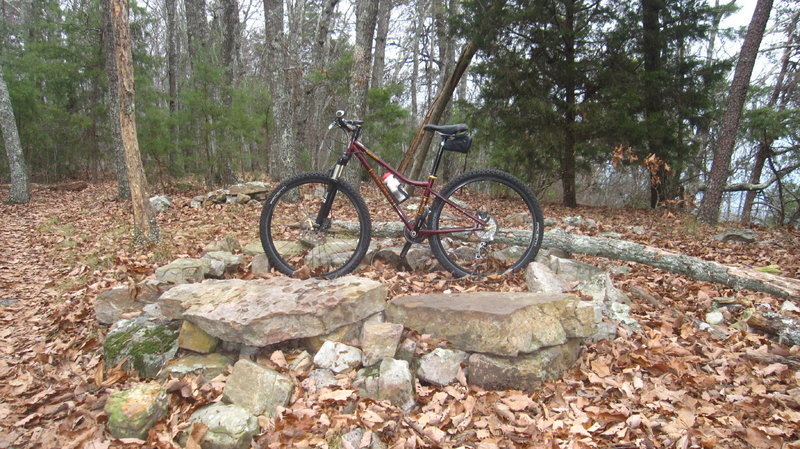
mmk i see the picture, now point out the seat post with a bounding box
[429,137,446,178]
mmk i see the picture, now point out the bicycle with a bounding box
[259,110,544,279]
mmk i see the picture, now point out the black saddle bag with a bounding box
[442,134,472,154]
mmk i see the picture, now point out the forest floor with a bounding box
[0,181,799,449]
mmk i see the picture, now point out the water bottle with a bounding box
[381,173,409,204]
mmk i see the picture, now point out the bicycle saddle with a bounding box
[423,123,469,135]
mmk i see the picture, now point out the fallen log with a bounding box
[331,221,800,300]
[747,312,800,346]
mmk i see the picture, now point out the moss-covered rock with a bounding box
[103,317,179,378]
[104,382,167,440]
[180,403,258,449]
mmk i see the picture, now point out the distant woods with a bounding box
[0,0,798,226]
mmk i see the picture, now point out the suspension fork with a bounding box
[316,154,351,228]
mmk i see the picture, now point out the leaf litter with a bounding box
[0,183,798,448]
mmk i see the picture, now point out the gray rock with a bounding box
[0,298,20,306]
[160,352,235,379]
[155,258,211,284]
[386,292,598,357]
[250,254,271,278]
[417,348,468,386]
[601,231,623,239]
[242,241,265,256]
[361,322,404,366]
[203,251,246,276]
[158,276,386,347]
[305,369,338,389]
[525,262,567,294]
[705,310,725,326]
[355,358,415,412]
[631,226,645,235]
[608,302,640,332]
[207,189,229,204]
[313,341,363,373]
[395,338,417,364]
[204,237,242,254]
[105,382,167,440]
[142,303,167,321]
[547,257,603,284]
[223,359,293,416]
[94,287,143,325]
[714,228,758,244]
[183,403,259,449]
[149,195,172,212]
[206,259,227,278]
[780,301,800,313]
[405,246,439,272]
[467,339,583,392]
[491,245,526,263]
[543,217,558,227]
[575,273,630,305]
[103,317,179,378]
[563,216,585,227]
[228,181,269,196]
[235,194,251,205]
[190,195,206,209]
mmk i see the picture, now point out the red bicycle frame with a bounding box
[339,134,489,238]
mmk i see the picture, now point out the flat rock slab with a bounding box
[467,339,583,392]
[386,292,598,357]
[159,276,387,347]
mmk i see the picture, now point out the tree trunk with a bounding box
[371,0,391,89]
[397,41,478,179]
[0,63,29,204]
[699,0,774,224]
[109,0,159,245]
[561,0,577,208]
[265,0,296,182]
[741,9,798,224]
[309,0,340,170]
[641,0,665,209]
[341,0,378,187]
[101,0,130,200]
[166,0,179,175]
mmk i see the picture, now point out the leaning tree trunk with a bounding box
[109,0,159,246]
[398,41,478,179]
[0,63,29,204]
[699,0,774,224]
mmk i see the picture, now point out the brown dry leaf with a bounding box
[185,422,208,449]
[501,394,533,412]
[319,389,354,402]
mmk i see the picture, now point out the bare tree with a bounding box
[265,0,296,181]
[371,0,392,89]
[0,62,28,204]
[342,0,377,187]
[699,0,774,224]
[741,8,799,224]
[101,0,130,200]
[108,0,160,245]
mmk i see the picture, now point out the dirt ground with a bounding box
[0,182,798,448]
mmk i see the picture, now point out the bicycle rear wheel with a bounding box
[260,172,371,278]
[428,169,544,277]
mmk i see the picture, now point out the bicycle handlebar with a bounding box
[331,110,363,133]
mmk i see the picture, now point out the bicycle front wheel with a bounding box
[428,169,544,277]
[260,172,371,278]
